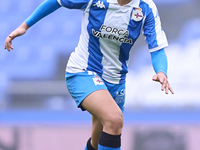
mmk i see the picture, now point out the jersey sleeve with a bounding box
[143,1,168,52]
[25,0,61,27]
[57,0,90,10]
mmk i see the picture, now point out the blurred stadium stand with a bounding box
[0,0,83,110]
[0,0,200,113]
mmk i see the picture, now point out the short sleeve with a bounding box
[143,1,168,52]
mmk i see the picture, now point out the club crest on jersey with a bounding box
[93,0,106,9]
[132,8,143,21]
[93,76,104,85]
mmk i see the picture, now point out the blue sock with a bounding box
[84,145,87,150]
[84,138,96,150]
[98,131,121,150]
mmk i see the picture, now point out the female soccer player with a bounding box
[4,0,174,149]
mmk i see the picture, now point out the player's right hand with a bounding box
[4,36,14,52]
[4,22,29,52]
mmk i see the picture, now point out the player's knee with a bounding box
[104,111,123,134]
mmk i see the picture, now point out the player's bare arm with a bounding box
[4,22,29,52]
[152,72,174,94]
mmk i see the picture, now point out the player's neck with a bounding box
[117,0,132,6]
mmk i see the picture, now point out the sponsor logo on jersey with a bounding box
[93,0,106,9]
[92,25,133,44]
[93,76,104,85]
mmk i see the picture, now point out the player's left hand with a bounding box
[152,72,174,94]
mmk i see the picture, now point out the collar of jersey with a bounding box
[107,0,140,7]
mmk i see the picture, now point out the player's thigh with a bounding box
[81,89,123,125]
[66,71,123,123]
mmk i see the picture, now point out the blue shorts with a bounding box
[65,71,125,112]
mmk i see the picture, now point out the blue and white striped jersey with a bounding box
[57,0,168,84]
